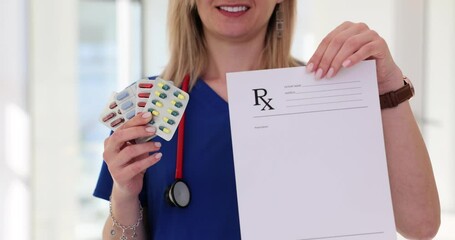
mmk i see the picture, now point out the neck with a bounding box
[203,32,266,83]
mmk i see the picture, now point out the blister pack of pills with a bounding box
[135,79,155,114]
[99,93,126,130]
[99,77,190,142]
[136,78,190,142]
[115,83,137,121]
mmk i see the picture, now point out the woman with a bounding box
[95,0,440,239]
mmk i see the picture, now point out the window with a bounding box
[20,1,455,239]
[77,0,142,239]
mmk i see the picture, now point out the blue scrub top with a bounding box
[94,78,241,239]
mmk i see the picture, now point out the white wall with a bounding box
[0,0,31,239]
[293,0,395,59]
[393,0,426,117]
[0,0,450,239]
[142,0,169,77]
[424,0,455,213]
[292,0,427,113]
[30,0,80,239]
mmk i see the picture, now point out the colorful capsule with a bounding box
[137,102,146,107]
[152,99,163,107]
[148,108,160,116]
[158,82,171,90]
[121,101,134,110]
[163,117,175,125]
[116,90,129,101]
[155,91,167,99]
[126,111,135,120]
[110,118,125,128]
[109,102,117,109]
[138,83,153,88]
[173,91,185,100]
[159,126,171,134]
[138,92,150,98]
[102,112,116,122]
[170,100,183,108]
[167,109,179,117]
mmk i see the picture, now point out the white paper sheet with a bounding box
[226,60,396,240]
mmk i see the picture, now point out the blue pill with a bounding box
[121,101,133,110]
[126,111,135,119]
[116,91,129,101]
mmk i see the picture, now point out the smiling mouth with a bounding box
[217,5,250,13]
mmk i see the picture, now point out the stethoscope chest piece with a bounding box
[165,75,191,208]
[166,179,191,208]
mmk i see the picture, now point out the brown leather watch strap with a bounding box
[379,77,414,109]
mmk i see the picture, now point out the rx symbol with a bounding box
[253,88,274,111]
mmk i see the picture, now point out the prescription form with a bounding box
[226,60,396,240]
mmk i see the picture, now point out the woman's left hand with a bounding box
[306,21,402,94]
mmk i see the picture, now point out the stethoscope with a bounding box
[165,75,191,208]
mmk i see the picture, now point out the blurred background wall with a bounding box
[0,0,454,239]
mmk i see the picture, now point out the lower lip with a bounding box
[217,8,249,17]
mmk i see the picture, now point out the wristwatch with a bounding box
[379,76,414,109]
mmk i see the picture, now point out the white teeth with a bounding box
[219,6,248,13]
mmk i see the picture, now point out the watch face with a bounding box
[404,76,415,96]
[380,76,415,109]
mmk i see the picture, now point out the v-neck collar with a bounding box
[193,79,229,109]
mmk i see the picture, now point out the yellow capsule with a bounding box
[167,109,179,116]
[155,91,167,99]
[171,100,183,108]
[148,108,160,116]
[158,82,170,90]
[173,91,185,100]
[152,99,163,107]
[159,126,171,134]
[163,117,175,125]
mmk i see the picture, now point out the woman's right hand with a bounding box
[103,111,163,200]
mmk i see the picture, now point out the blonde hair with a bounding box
[162,0,299,87]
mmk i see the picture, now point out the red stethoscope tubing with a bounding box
[175,74,190,179]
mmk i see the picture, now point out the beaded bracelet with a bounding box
[109,196,143,240]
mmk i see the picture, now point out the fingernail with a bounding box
[326,68,334,79]
[142,112,152,118]
[145,126,156,133]
[155,152,162,159]
[342,59,351,68]
[306,63,314,73]
[315,68,323,80]
[154,142,161,148]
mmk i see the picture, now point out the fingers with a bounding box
[307,22,387,79]
[114,141,162,167]
[101,111,163,197]
[326,30,379,78]
[109,153,163,186]
[344,37,387,67]
[103,111,156,166]
[307,22,358,75]
[105,112,155,151]
[108,125,156,151]
[104,140,162,187]
[115,152,163,183]
[118,111,153,130]
[306,21,355,73]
